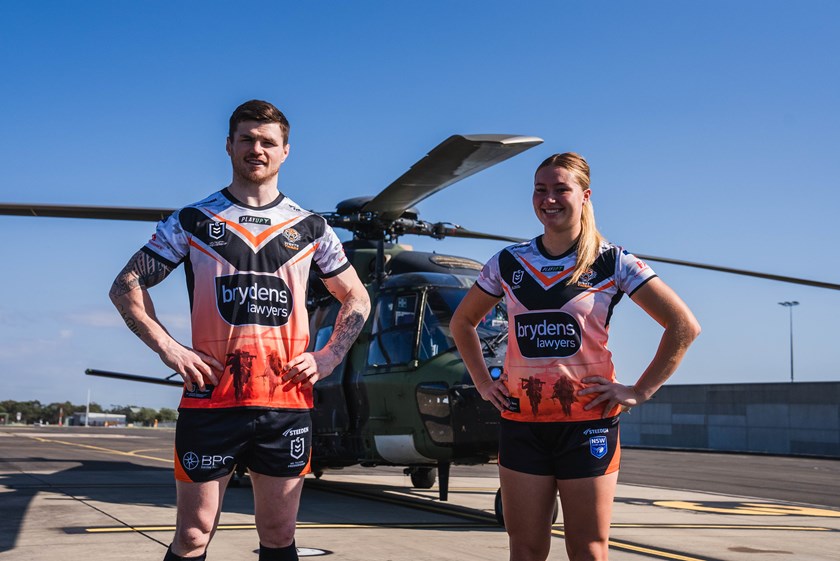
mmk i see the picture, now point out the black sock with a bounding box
[259,541,298,561]
[163,545,207,561]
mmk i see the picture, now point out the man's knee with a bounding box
[173,525,213,554]
[256,515,297,548]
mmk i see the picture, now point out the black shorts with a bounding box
[174,408,312,482]
[498,415,620,479]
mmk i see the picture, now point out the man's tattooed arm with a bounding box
[318,271,371,371]
[324,294,369,365]
[110,250,173,297]
[109,249,222,388]
[109,250,173,341]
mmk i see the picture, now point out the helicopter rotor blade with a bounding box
[635,254,840,291]
[86,368,184,387]
[427,224,526,243]
[403,224,840,290]
[0,203,174,222]
[362,135,543,221]
[2,203,835,290]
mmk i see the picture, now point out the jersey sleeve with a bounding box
[615,248,657,296]
[142,210,189,268]
[312,223,350,278]
[475,251,504,298]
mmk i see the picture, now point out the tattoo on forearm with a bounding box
[121,312,143,338]
[115,303,145,339]
[111,251,172,297]
[328,297,368,361]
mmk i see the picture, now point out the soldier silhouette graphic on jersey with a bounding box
[226,349,255,401]
[551,376,577,417]
[521,376,546,416]
[263,350,284,401]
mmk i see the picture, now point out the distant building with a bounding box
[621,381,840,458]
[69,412,127,427]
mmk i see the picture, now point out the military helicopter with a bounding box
[2,134,839,514]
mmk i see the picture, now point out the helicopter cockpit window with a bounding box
[418,288,508,362]
[367,293,418,367]
[418,289,454,361]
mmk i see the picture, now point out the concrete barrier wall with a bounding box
[620,382,840,457]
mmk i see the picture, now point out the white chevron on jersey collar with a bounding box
[204,209,310,253]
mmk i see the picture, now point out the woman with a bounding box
[451,153,700,561]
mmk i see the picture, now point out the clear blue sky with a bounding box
[1,1,838,410]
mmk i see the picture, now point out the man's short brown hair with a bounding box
[228,100,290,145]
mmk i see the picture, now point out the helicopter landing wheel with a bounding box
[494,488,559,528]
[406,467,436,489]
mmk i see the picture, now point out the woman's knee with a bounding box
[509,534,551,561]
[564,537,609,561]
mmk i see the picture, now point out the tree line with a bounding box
[0,400,178,426]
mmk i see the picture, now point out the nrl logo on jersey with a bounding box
[512,269,524,286]
[208,221,226,240]
[282,227,301,250]
[576,268,597,288]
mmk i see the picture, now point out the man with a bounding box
[109,100,370,561]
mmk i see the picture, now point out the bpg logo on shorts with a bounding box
[514,312,581,358]
[215,273,293,327]
[181,451,235,470]
[589,436,608,459]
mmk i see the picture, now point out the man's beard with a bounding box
[232,159,279,185]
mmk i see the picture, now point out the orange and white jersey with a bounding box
[476,236,656,422]
[143,189,349,410]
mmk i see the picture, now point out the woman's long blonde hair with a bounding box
[535,153,606,286]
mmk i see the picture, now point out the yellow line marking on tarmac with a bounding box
[549,523,834,561]
[655,501,840,518]
[29,436,172,464]
[127,448,170,455]
[82,521,833,535]
[610,523,832,531]
[82,522,493,533]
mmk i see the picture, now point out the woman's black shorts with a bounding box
[499,415,620,479]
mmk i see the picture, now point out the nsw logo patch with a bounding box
[589,435,608,459]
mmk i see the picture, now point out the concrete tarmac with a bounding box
[1,425,838,560]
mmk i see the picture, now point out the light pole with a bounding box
[778,301,799,382]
